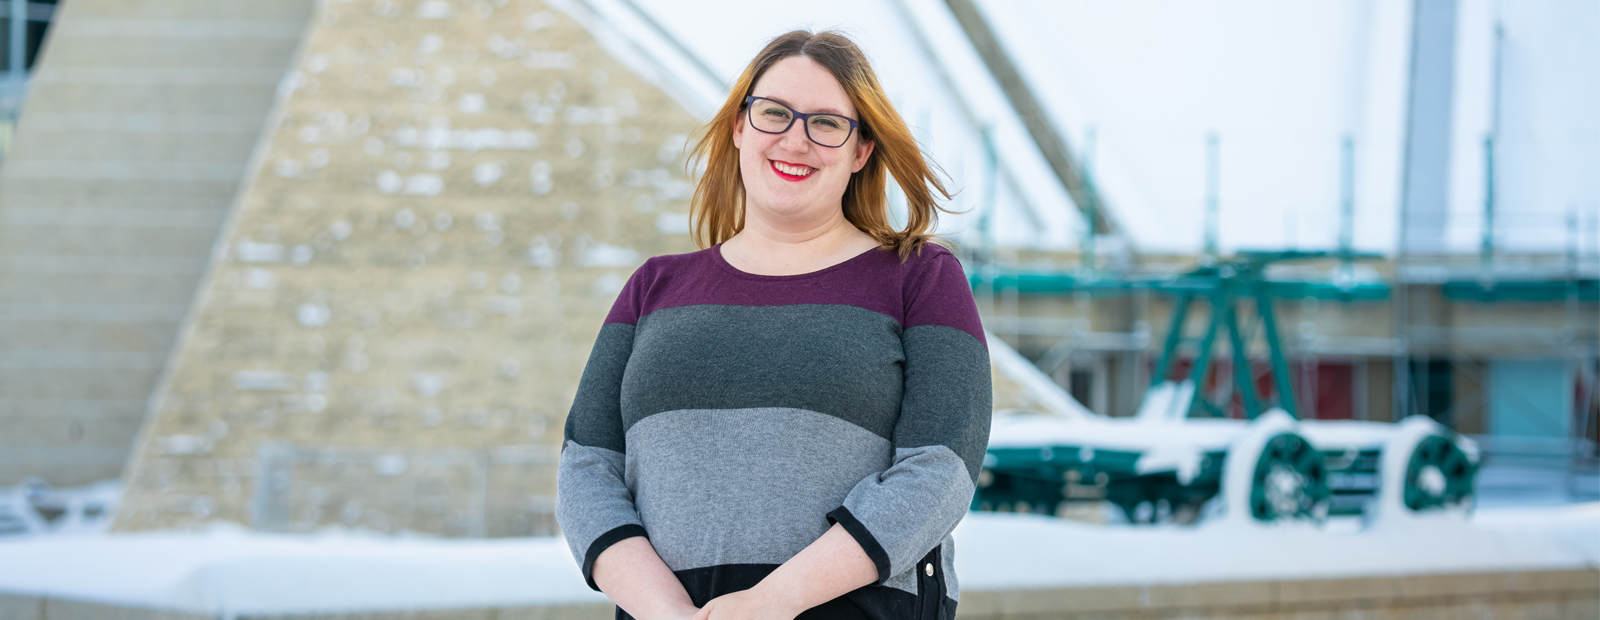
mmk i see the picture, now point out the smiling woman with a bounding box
[690,30,954,266]
[556,30,991,620]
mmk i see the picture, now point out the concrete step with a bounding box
[0,318,182,351]
[0,413,147,450]
[0,366,166,400]
[0,226,220,258]
[0,272,207,304]
[0,177,240,199]
[22,83,278,117]
[59,0,316,21]
[42,37,301,70]
[9,130,260,163]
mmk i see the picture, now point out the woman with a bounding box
[556,30,991,620]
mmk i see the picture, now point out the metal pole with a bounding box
[1205,133,1220,262]
[979,124,999,257]
[1225,300,1262,419]
[1185,292,1224,417]
[1481,136,1495,270]
[1340,136,1355,288]
[1256,285,1298,418]
[9,0,25,78]
[1151,293,1193,387]
[1082,127,1098,274]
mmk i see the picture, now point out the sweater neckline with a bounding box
[710,243,886,281]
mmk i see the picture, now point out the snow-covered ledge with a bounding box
[0,568,1594,620]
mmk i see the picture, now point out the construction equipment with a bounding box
[973,252,1479,524]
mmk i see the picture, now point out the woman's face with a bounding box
[733,55,875,222]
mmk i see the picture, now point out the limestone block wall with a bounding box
[112,0,702,536]
[0,0,317,486]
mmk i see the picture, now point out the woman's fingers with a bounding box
[690,598,716,620]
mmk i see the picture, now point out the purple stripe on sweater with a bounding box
[602,244,985,345]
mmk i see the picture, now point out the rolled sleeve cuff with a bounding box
[826,506,891,585]
[581,524,650,591]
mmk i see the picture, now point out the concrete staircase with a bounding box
[0,0,315,486]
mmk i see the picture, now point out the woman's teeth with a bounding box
[773,161,813,177]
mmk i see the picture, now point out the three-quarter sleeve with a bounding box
[556,265,650,592]
[827,249,992,584]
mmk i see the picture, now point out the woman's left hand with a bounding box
[690,588,801,620]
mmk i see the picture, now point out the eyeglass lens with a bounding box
[748,99,852,148]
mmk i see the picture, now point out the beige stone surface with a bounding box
[492,603,614,620]
[1145,580,1277,610]
[1276,576,1399,606]
[240,610,495,620]
[0,592,45,620]
[112,0,703,537]
[41,599,212,620]
[0,569,1591,619]
[998,584,1142,615]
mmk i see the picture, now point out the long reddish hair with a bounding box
[687,30,954,260]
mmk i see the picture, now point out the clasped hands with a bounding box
[666,583,803,620]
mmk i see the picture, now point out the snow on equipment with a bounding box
[974,252,1479,524]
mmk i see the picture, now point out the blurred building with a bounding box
[0,0,1594,537]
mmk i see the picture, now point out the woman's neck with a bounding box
[721,208,879,276]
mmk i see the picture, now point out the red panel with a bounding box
[1313,362,1354,419]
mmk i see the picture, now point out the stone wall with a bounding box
[111,0,703,536]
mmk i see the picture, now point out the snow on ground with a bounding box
[955,507,1596,592]
[0,524,607,615]
[0,504,1594,616]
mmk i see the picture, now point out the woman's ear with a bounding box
[851,138,875,173]
[731,109,744,149]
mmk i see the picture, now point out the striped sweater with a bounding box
[556,242,992,620]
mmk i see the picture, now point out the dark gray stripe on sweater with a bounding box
[623,305,905,440]
[623,407,892,571]
[565,322,635,455]
[896,324,993,480]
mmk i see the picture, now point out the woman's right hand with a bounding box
[593,536,700,620]
[660,605,702,620]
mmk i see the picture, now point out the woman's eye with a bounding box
[763,108,791,119]
[813,117,842,129]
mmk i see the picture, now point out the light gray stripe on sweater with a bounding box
[942,534,960,601]
[555,441,642,566]
[840,444,976,581]
[879,533,961,598]
[624,407,892,571]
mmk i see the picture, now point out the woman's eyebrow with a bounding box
[756,94,849,117]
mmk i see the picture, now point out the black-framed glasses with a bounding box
[743,96,860,148]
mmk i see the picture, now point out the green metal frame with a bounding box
[1148,251,1381,419]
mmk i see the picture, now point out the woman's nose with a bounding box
[779,120,812,152]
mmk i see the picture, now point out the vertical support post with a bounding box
[1151,293,1193,387]
[1225,299,1262,419]
[1205,133,1220,262]
[1082,127,1098,274]
[1339,136,1355,287]
[8,0,25,78]
[1185,293,1224,417]
[1481,136,1496,270]
[978,124,998,256]
[1256,284,1297,418]
[1484,19,1503,274]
